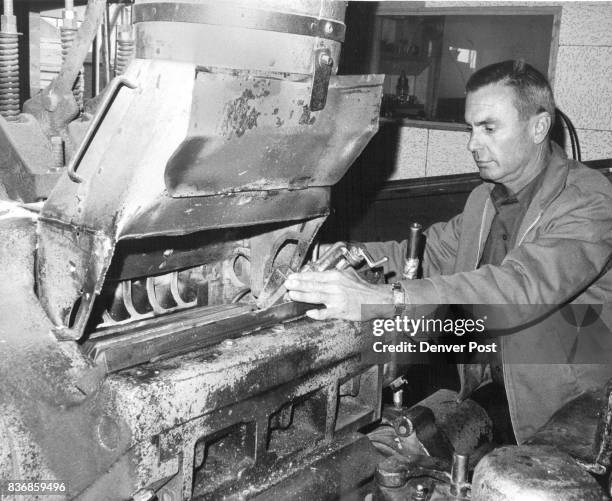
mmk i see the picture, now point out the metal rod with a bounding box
[104,2,111,83]
[92,29,99,95]
[3,0,13,17]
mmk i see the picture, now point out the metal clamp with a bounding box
[309,48,334,112]
[67,76,137,183]
[133,3,346,43]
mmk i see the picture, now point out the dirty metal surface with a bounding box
[166,71,383,196]
[118,186,331,239]
[0,116,59,202]
[415,389,493,458]
[84,300,316,373]
[1,230,374,501]
[134,0,344,76]
[239,433,380,501]
[134,2,346,42]
[472,445,604,501]
[527,385,612,472]
[93,317,369,499]
[374,453,465,501]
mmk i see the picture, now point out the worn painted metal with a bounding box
[472,445,604,501]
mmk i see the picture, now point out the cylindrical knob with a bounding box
[407,222,422,260]
[404,222,422,280]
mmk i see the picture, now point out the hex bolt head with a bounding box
[319,53,333,67]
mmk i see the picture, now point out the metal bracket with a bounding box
[133,3,346,43]
[310,49,333,112]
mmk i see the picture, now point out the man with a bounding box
[285,60,612,444]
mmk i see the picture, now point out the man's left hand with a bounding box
[285,270,393,321]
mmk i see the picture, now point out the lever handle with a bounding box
[342,245,388,270]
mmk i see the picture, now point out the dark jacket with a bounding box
[365,143,612,443]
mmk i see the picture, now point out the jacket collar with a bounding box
[531,141,570,210]
[480,141,570,208]
[475,142,570,264]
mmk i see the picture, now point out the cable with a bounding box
[556,108,581,162]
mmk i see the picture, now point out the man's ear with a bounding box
[532,112,552,144]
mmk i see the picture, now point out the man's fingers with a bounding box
[287,289,326,305]
[286,270,342,285]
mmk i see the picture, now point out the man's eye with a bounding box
[485,127,495,133]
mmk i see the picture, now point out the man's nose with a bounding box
[467,131,481,153]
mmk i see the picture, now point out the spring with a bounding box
[61,27,84,110]
[115,38,134,76]
[0,32,20,121]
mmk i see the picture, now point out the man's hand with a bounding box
[285,269,394,321]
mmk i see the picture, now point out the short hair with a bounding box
[466,60,555,127]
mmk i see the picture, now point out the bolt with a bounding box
[319,53,333,67]
[415,484,426,499]
[324,22,334,35]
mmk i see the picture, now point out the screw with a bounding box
[324,22,334,35]
[319,53,333,67]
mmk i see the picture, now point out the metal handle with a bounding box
[403,222,422,280]
[344,246,388,270]
[67,76,137,183]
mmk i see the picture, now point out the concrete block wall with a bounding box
[385,2,612,180]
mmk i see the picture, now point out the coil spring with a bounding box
[115,39,134,76]
[0,32,20,121]
[61,27,84,110]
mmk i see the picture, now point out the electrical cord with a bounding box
[556,108,581,162]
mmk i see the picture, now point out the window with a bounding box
[340,4,559,126]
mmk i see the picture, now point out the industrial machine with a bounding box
[0,1,611,500]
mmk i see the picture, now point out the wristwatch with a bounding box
[391,282,406,317]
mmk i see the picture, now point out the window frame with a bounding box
[369,4,562,130]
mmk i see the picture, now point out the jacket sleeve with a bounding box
[422,213,463,278]
[403,180,612,315]
[362,212,463,282]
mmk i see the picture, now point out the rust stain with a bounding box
[221,89,262,139]
[298,106,316,126]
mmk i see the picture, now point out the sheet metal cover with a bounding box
[164,72,383,197]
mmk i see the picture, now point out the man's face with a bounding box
[465,83,537,189]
